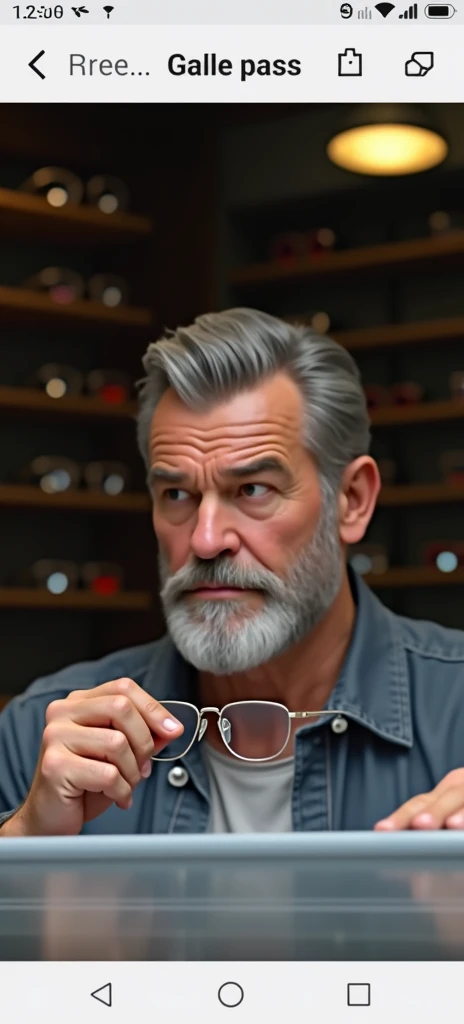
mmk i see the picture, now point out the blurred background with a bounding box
[0,101,463,705]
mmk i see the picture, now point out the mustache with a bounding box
[160,557,288,605]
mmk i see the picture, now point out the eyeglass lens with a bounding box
[220,701,289,759]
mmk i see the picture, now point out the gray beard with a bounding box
[157,485,343,674]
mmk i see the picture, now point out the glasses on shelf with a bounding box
[15,559,124,596]
[20,167,130,214]
[151,700,347,763]
[27,364,133,403]
[17,456,131,496]
[22,269,129,308]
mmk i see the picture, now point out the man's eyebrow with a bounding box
[222,457,290,479]
[147,457,290,488]
[148,467,188,486]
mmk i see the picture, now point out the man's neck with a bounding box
[198,569,356,713]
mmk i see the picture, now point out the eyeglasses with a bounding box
[151,700,347,763]
[16,559,124,596]
[20,167,129,214]
[28,364,133,403]
[18,456,131,496]
[22,269,129,309]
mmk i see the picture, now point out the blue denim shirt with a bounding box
[1,568,464,834]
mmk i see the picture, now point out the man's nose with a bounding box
[190,498,240,560]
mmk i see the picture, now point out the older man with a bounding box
[1,308,464,837]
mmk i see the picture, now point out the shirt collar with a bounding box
[328,566,412,748]
[145,566,413,753]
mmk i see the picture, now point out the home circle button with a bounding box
[218,982,244,1007]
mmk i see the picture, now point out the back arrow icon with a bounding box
[29,50,45,79]
[91,983,112,1008]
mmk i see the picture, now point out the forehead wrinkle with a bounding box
[151,415,300,451]
[151,442,293,472]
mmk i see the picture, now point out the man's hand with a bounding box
[2,678,184,838]
[374,769,464,831]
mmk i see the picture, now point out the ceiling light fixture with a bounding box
[327,104,448,176]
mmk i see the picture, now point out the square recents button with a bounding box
[347,984,371,1007]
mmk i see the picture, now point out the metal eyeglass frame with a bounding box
[150,700,347,763]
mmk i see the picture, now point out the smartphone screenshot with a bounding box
[0,1,464,1019]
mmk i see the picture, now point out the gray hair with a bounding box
[135,307,371,491]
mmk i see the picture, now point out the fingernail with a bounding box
[141,760,152,778]
[447,813,464,828]
[163,717,180,731]
[412,813,434,828]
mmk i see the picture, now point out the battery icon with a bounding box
[425,4,456,15]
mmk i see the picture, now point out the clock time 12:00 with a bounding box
[13,5,64,17]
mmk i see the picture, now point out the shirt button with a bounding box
[331,715,348,735]
[167,765,189,788]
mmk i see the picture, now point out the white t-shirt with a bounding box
[204,741,294,833]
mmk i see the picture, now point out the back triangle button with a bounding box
[91,983,112,1007]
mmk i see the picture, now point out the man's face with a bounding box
[150,372,343,673]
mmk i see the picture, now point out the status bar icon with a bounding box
[375,2,396,15]
[399,3,418,16]
[425,4,456,15]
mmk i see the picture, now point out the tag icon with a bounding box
[338,48,363,76]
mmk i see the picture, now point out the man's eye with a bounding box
[240,483,270,498]
[165,488,190,502]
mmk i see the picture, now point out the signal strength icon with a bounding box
[399,2,418,16]
[375,2,395,16]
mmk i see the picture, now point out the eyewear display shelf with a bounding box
[0,137,159,706]
[230,231,464,287]
[0,185,152,244]
[0,284,152,330]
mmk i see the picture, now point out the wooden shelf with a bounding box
[378,483,464,507]
[0,484,151,514]
[0,696,10,711]
[0,386,137,421]
[0,187,153,244]
[332,317,464,352]
[0,588,153,611]
[0,286,153,330]
[231,231,464,287]
[370,399,464,428]
[366,567,464,589]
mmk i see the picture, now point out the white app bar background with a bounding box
[0,24,463,101]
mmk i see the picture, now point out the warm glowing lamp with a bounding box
[327,105,448,176]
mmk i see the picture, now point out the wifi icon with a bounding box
[375,2,396,14]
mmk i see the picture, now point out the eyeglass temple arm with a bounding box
[289,710,343,719]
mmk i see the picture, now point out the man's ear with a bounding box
[338,457,381,546]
